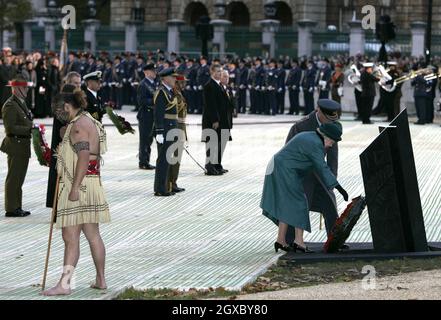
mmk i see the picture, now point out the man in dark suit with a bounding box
[1,77,33,217]
[83,71,106,123]
[202,64,232,176]
[137,63,157,170]
[285,99,344,247]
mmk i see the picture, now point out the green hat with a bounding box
[319,122,343,142]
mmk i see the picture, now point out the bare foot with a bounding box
[90,278,107,290]
[41,283,72,296]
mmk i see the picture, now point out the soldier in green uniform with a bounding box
[167,74,188,193]
[0,76,33,217]
[153,68,179,196]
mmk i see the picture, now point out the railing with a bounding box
[25,25,441,58]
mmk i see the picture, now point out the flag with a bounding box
[59,29,68,76]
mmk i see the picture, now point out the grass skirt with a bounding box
[56,175,110,228]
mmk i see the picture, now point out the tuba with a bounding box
[373,65,396,92]
[348,64,362,92]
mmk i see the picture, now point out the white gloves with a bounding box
[156,134,164,144]
[338,87,344,97]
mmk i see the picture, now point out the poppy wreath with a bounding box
[323,196,367,253]
[105,102,135,135]
[31,124,52,167]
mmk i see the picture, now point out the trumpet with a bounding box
[348,64,362,92]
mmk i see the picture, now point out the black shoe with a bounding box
[340,244,350,250]
[215,166,228,174]
[139,164,155,170]
[205,166,223,176]
[154,191,175,197]
[414,121,425,125]
[274,242,292,253]
[205,169,223,176]
[5,208,31,217]
[362,121,373,124]
[172,187,185,193]
[291,242,314,253]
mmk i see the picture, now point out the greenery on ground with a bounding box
[116,257,441,300]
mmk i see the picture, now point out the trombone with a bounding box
[379,67,433,92]
[424,71,441,81]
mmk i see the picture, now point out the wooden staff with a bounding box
[42,175,60,291]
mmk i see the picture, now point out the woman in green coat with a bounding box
[261,122,349,253]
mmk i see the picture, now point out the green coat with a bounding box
[260,131,339,232]
[0,95,33,157]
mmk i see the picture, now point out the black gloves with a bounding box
[336,185,349,201]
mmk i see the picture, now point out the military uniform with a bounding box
[303,64,317,115]
[360,63,379,124]
[412,74,433,124]
[196,62,210,114]
[276,64,286,114]
[153,70,178,195]
[237,64,249,113]
[114,58,126,109]
[265,65,278,115]
[168,85,187,192]
[1,93,33,215]
[254,62,266,114]
[286,64,302,115]
[137,65,158,169]
[83,71,106,123]
[317,64,332,99]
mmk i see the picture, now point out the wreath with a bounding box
[323,196,367,253]
[31,124,52,167]
[105,102,135,135]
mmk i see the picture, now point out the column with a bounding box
[210,19,232,57]
[297,19,317,58]
[23,20,38,51]
[348,20,365,56]
[125,20,143,53]
[44,19,58,51]
[260,19,280,58]
[82,19,101,53]
[410,21,426,58]
[167,19,185,54]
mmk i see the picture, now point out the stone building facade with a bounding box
[110,0,441,30]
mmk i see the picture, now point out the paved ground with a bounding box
[236,270,441,300]
[0,110,440,300]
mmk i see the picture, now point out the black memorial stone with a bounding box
[359,109,428,253]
